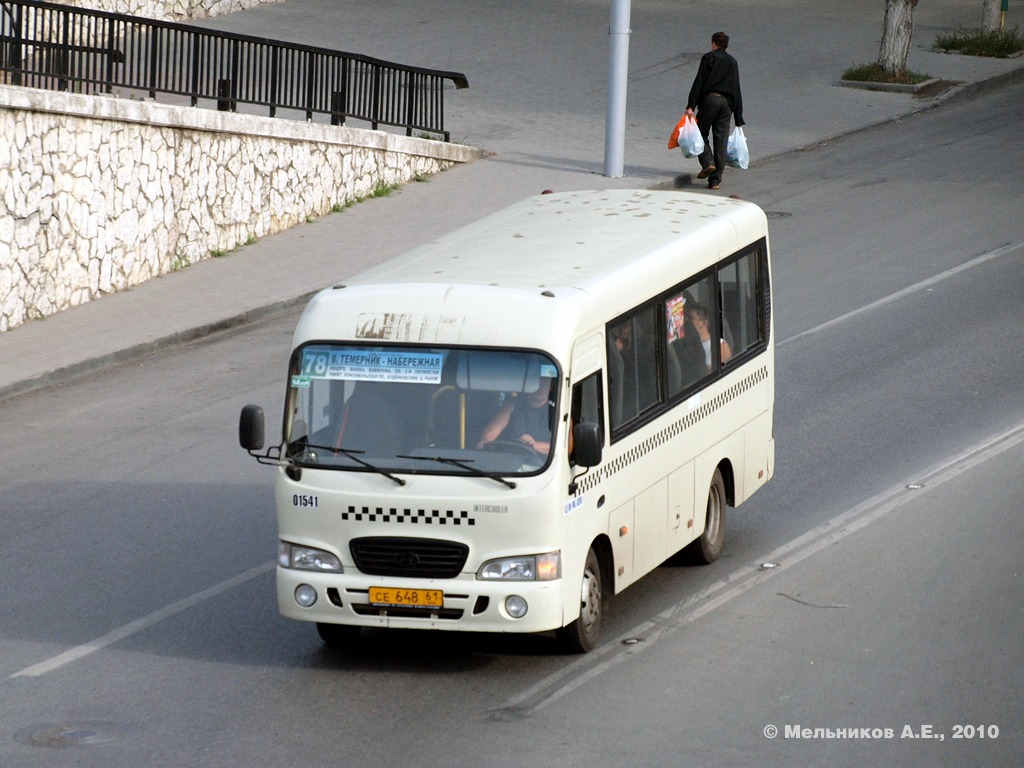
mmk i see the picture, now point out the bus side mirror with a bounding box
[572,422,602,467]
[239,404,265,451]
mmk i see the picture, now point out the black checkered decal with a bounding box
[342,506,476,526]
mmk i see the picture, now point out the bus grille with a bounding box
[349,537,469,578]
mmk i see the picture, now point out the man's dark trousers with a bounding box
[696,93,732,186]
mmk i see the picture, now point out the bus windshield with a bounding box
[284,344,560,477]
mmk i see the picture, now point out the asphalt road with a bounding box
[0,79,1021,767]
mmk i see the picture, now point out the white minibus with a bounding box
[240,189,774,652]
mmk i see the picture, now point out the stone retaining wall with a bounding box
[0,85,479,332]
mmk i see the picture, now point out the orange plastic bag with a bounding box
[667,114,688,150]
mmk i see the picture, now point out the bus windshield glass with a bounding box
[284,344,560,476]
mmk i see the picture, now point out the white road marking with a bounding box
[9,561,275,679]
[779,241,1023,349]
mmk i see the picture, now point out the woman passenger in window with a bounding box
[688,304,732,369]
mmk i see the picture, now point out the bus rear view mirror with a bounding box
[572,422,602,467]
[239,404,266,451]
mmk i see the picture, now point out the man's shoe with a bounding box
[697,165,716,180]
[708,183,720,190]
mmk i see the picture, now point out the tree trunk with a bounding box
[877,0,918,75]
[981,0,1002,32]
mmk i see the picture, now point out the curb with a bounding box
[934,63,1024,104]
[836,77,942,94]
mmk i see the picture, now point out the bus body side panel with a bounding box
[598,414,701,592]
[667,462,696,553]
[633,480,670,577]
[741,410,775,504]
[601,356,773,589]
[607,501,635,590]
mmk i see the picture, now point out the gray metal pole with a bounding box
[603,0,631,177]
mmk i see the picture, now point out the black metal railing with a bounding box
[0,0,468,140]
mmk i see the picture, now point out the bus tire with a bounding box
[316,622,360,648]
[556,546,603,653]
[687,468,726,565]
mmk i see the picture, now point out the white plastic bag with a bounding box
[727,126,749,169]
[678,115,705,158]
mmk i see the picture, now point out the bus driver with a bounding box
[476,378,555,455]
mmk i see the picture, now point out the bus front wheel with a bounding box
[556,546,603,653]
[687,468,726,565]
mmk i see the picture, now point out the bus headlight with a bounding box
[477,552,561,581]
[279,542,342,572]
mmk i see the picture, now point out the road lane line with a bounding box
[8,561,275,680]
[504,419,1024,715]
[779,241,1024,349]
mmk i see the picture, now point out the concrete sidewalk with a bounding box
[2,0,1022,401]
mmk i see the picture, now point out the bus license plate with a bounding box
[369,587,443,609]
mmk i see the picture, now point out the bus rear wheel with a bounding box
[687,468,726,565]
[556,546,603,653]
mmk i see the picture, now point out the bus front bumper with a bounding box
[277,567,567,634]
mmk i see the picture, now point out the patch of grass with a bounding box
[841,63,931,84]
[210,248,228,258]
[934,26,1023,57]
[328,183,407,214]
[171,251,191,271]
[370,181,399,198]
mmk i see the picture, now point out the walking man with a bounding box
[685,32,744,190]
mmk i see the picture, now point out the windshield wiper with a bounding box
[396,454,517,489]
[295,442,406,486]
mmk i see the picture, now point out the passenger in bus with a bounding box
[476,377,555,455]
[609,320,639,422]
[688,304,732,368]
[668,303,706,389]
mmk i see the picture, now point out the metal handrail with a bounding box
[0,0,468,140]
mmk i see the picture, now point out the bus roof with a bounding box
[345,189,766,292]
[294,190,768,350]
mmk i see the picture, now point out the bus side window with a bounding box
[608,307,660,431]
[717,248,763,359]
[569,372,604,465]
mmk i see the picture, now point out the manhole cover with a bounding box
[14,721,128,749]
